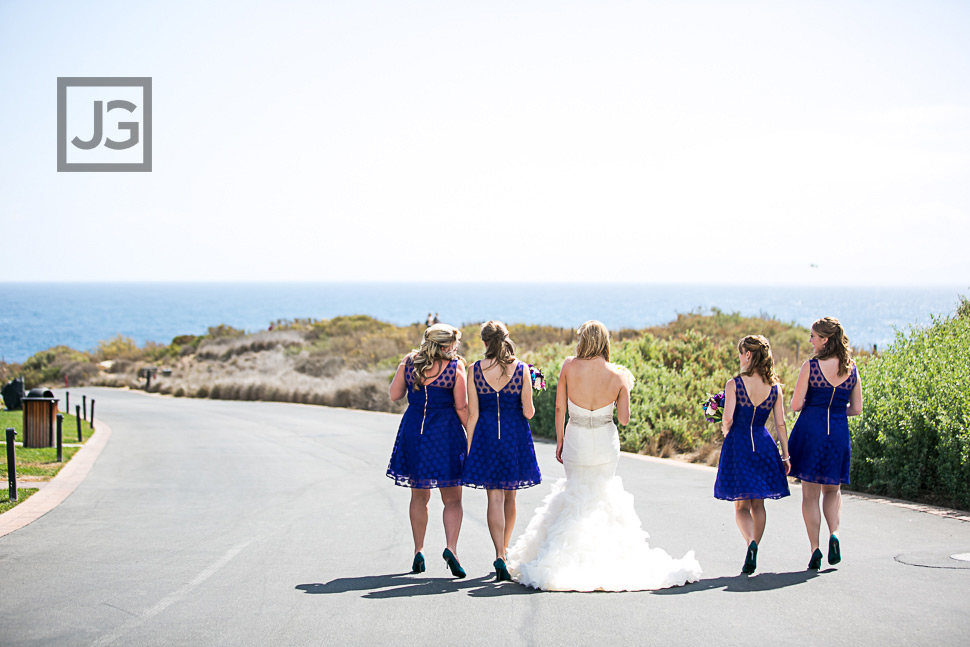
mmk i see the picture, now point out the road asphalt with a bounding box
[1,387,968,646]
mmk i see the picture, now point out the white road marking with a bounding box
[92,541,251,646]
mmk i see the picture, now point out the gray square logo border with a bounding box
[57,77,152,172]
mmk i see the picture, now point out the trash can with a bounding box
[22,388,59,448]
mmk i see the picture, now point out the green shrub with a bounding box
[21,346,94,387]
[523,317,803,458]
[850,298,970,509]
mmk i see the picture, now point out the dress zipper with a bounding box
[827,387,835,435]
[497,392,501,440]
[420,387,428,435]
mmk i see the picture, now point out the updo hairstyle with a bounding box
[812,316,852,377]
[481,320,516,377]
[411,323,462,390]
[738,335,779,385]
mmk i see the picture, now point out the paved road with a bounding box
[1,388,968,646]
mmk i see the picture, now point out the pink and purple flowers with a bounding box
[702,391,725,423]
[528,364,546,392]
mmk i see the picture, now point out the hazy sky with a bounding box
[1,0,968,285]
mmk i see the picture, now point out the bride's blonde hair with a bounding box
[411,323,462,390]
[576,320,610,361]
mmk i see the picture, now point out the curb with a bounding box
[0,418,112,539]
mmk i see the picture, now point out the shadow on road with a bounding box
[652,568,827,595]
[296,573,541,598]
[297,569,828,598]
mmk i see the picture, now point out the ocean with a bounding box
[1,282,966,363]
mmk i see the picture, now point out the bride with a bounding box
[508,320,702,591]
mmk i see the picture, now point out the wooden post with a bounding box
[5,428,16,502]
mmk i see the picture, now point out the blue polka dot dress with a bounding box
[714,377,790,501]
[788,359,858,485]
[386,357,467,489]
[462,361,541,490]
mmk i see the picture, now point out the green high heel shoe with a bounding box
[442,549,466,579]
[411,552,426,573]
[808,548,823,570]
[493,558,512,582]
[742,540,758,574]
[828,535,841,565]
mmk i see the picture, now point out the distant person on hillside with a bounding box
[788,317,863,570]
[433,312,440,325]
[713,335,791,575]
[426,313,434,327]
[386,323,469,578]
[462,321,541,582]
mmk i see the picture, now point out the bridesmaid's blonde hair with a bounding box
[576,320,610,361]
[411,323,462,390]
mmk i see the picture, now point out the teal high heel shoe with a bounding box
[411,552,426,574]
[808,548,823,570]
[741,540,758,574]
[493,558,512,582]
[828,535,841,565]
[442,549,466,579]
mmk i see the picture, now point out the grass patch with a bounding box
[1,409,90,444]
[1,409,89,480]
[0,488,40,514]
[1,445,81,479]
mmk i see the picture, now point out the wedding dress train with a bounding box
[507,400,702,591]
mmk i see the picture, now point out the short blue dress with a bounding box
[714,377,790,501]
[462,361,541,490]
[386,357,467,489]
[789,359,858,485]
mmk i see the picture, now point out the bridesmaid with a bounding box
[463,321,541,581]
[789,317,863,570]
[714,335,791,574]
[386,323,469,578]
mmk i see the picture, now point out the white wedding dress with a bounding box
[507,400,702,591]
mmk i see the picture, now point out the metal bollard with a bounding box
[56,414,64,462]
[76,405,83,442]
[5,428,16,502]
[83,395,87,422]
[66,391,70,415]
[90,399,95,430]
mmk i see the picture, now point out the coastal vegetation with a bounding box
[849,297,970,510]
[4,300,968,510]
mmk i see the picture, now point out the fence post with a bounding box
[83,395,87,422]
[90,399,95,430]
[5,428,16,502]
[76,405,83,442]
[56,414,64,462]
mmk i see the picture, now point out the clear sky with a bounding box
[1,0,968,285]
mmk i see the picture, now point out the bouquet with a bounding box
[528,364,546,392]
[702,391,725,423]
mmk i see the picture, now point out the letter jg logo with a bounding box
[57,77,152,172]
